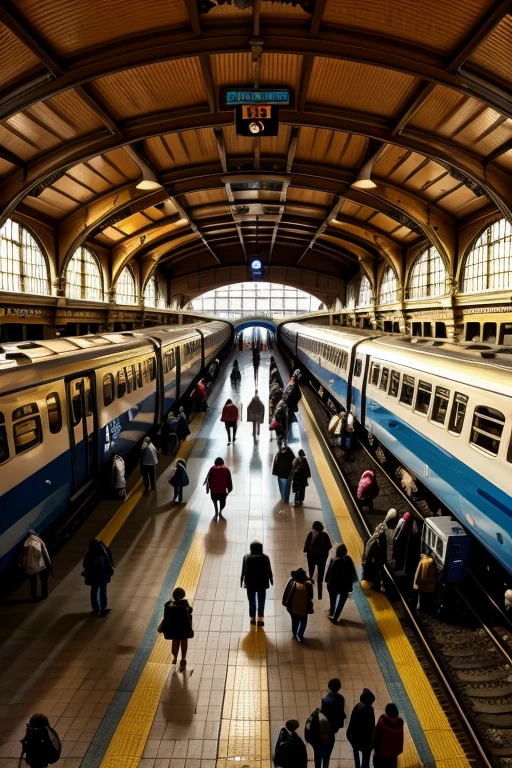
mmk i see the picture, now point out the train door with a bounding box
[359,354,372,428]
[66,372,98,496]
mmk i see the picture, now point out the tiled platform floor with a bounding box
[0,352,417,768]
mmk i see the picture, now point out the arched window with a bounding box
[408,245,447,299]
[143,275,156,307]
[357,275,372,308]
[65,247,103,301]
[0,218,50,295]
[115,267,138,305]
[379,267,397,304]
[346,283,356,309]
[462,219,512,293]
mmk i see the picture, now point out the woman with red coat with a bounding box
[206,457,233,520]
[221,398,239,444]
[372,703,404,768]
[357,469,379,510]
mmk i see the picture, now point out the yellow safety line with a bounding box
[98,413,205,547]
[301,396,471,768]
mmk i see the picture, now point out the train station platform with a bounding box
[0,353,470,768]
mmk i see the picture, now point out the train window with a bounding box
[103,374,114,406]
[370,363,380,386]
[415,381,432,415]
[12,403,39,421]
[379,368,389,391]
[117,370,126,398]
[399,375,415,406]
[435,538,443,557]
[125,366,133,394]
[354,359,362,377]
[46,393,62,434]
[483,322,497,344]
[500,323,512,345]
[84,382,92,416]
[136,363,143,388]
[148,357,156,381]
[470,405,505,456]
[341,351,348,369]
[389,371,400,397]
[69,383,82,426]
[466,322,480,341]
[131,364,137,390]
[14,415,42,454]
[448,392,468,435]
[0,412,9,463]
[431,387,450,425]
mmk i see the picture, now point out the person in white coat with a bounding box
[247,391,265,438]
[20,531,52,601]
[140,437,159,491]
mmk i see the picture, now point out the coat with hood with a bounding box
[382,509,398,569]
[82,541,114,587]
[373,712,404,760]
[169,460,190,489]
[221,402,239,422]
[140,438,158,466]
[20,533,51,575]
[247,395,265,424]
[207,463,233,494]
[413,554,437,593]
[291,456,311,490]
[357,470,379,501]
[362,526,386,584]
[177,409,191,440]
[282,568,314,615]
[282,375,302,412]
[241,553,273,591]
[346,689,376,750]
[272,447,295,479]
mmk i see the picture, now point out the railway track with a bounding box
[299,376,512,768]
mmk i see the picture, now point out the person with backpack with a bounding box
[357,469,379,510]
[304,707,331,768]
[325,543,357,623]
[20,531,52,602]
[240,541,273,627]
[140,437,158,491]
[82,539,114,617]
[157,586,193,672]
[20,713,61,768]
[273,719,308,768]
[282,567,314,642]
[221,398,239,444]
[168,458,189,503]
[290,449,311,506]
[247,390,265,438]
[303,521,332,599]
[206,457,233,520]
[372,703,404,768]
[320,678,345,766]
[346,688,376,768]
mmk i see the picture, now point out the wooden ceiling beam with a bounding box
[447,0,512,73]
[213,128,228,172]
[75,86,122,137]
[484,137,512,166]
[199,56,216,112]
[297,196,345,264]
[183,0,202,35]
[297,56,314,113]
[171,196,222,265]
[0,146,26,168]
[0,2,63,76]
[310,0,328,36]
[286,127,301,173]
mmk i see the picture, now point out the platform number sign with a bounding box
[224,88,291,137]
[250,258,263,281]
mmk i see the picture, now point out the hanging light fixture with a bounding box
[125,145,163,191]
[351,159,377,189]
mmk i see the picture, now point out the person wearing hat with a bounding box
[176,406,191,441]
[346,688,376,768]
[282,567,314,642]
[273,718,308,768]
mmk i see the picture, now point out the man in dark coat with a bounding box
[346,688,375,768]
[320,678,346,767]
[282,369,302,412]
[82,539,114,617]
[272,445,295,505]
[158,586,193,672]
[240,541,273,627]
[303,521,332,599]
[325,543,357,623]
[176,406,191,441]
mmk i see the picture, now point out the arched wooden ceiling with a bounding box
[0,0,510,292]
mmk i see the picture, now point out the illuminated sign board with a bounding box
[224,89,291,107]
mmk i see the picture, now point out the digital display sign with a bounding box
[225,89,290,106]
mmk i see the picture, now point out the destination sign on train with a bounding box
[225,89,290,106]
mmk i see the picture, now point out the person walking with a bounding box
[82,539,114,617]
[221,398,239,444]
[247,391,265,438]
[160,412,179,455]
[320,678,346,768]
[346,688,376,768]
[20,713,61,768]
[372,703,404,768]
[303,521,332,599]
[176,406,191,441]
[158,586,193,671]
[206,457,233,520]
[272,445,295,507]
[282,567,314,642]
[290,449,311,506]
[325,543,357,623]
[140,436,158,490]
[273,719,308,768]
[240,541,273,627]
[19,530,52,602]
[357,469,379,510]
[168,458,189,502]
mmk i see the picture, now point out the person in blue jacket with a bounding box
[169,459,189,502]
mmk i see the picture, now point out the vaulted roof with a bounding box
[0,0,510,293]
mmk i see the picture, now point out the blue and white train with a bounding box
[281,322,512,575]
[0,320,232,571]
